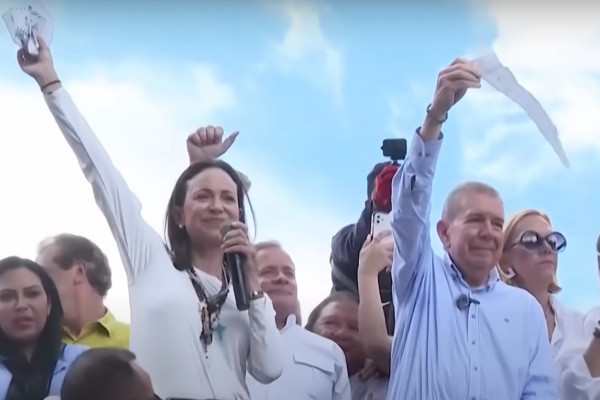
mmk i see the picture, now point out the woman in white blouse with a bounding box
[497,209,600,399]
[17,38,283,400]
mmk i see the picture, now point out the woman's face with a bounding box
[180,167,240,247]
[312,300,365,375]
[503,215,563,291]
[0,267,50,344]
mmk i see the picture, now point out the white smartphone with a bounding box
[370,211,393,243]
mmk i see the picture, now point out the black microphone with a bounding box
[455,294,480,311]
[226,253,250,311]
[221,223,250,311]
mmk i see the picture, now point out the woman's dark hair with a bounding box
[0,257,65,399]
[164,159,255,271]
[305,291,358,332]
[0,256,63,347]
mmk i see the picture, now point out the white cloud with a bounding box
[459,1,600,187]
[0,63,341,322]
[269,0,344,101]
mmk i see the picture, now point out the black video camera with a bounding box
[381,138,407,163]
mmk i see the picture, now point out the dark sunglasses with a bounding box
[512,230,567,253]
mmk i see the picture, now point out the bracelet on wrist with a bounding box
[40,79,61,92]
[426,103,448,124]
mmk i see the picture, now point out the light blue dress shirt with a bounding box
[386,132,559,400]
[0,344,87,400]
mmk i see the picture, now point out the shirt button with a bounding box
[471,314,475,319]
[472,340,476,345]
[474,366,478,371]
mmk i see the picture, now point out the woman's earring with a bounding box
[504,268,516,279]
[178,224,184,229]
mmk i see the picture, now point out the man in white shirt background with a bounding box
[246,241,351,400]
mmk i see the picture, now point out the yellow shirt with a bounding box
[62,310,129,349]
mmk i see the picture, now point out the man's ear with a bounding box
[436,219,450,250]
[73,261,86,285]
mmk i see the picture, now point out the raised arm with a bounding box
[186,126,251,191]
[331,203,373,270]
[17,38,166,283]
[357,232,393,373]
[390,58,481,296]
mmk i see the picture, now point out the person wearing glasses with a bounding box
[497,209,600,398]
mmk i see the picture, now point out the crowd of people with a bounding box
[1,35,600,400]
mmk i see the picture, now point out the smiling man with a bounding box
[386,58,558,399]
[246,241,351,400]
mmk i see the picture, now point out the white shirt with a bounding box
[247,315,351,400]
[44,88,284,400]
[349,374,388,400]
[555,302,600,399]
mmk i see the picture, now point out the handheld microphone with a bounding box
[221,224,250,311]
[455,294,480,311]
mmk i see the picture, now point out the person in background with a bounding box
[0,256,87,400]
[553,230,600,399]
[306,292,388,400]
[387,58,558,399]
[36,234,129,348]
[357,231,393,374]
[330,163,397,333]
[60,347,155,400]
[247,241,351,400]
[497,209,599,398]
[18,37,283,399]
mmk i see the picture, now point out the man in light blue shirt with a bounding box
[386,58,559,400]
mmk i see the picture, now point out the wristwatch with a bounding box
[250,290,264,301]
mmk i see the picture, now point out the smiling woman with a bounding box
[15,37,283,399]
[0,256,86,400]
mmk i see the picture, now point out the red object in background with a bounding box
[372,164,398,212]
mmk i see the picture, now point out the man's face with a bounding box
[36,245,76,318]
[441,192,504,274]
[256,247,297,314]
[312,300,365,375]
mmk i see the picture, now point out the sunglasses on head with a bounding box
[513,230,567,253]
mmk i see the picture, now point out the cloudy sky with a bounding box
[0,0,598,322]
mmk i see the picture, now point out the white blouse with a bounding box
[552,299,600,399]
[44,87,283,399]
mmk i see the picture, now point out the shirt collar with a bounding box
[444,252,499,292]
[281,314,299,333]
[97,310,118,337]
[63,309,117,338]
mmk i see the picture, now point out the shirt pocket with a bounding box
[293,351,336,400]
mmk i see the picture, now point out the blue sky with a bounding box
[0,0,598,320]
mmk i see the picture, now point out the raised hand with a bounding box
[187,125,239,164]
[16,36,58,88]
[428,58,481,121]
[358,230,394,276]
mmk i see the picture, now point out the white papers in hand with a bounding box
[473,51,570,168]
[2,1,53,56]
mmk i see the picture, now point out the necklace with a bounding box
[188,265,230,355]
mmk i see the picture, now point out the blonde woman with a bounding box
[498,209,600,399]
